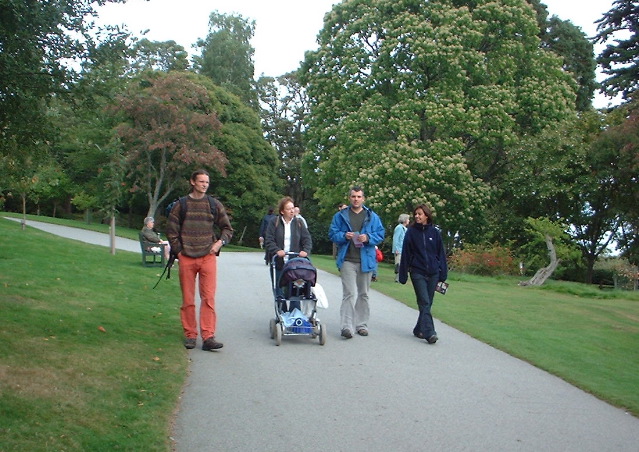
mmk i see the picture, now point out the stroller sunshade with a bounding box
[279,257,316,287]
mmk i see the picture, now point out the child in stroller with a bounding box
[269,253,326,345]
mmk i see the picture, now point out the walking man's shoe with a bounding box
[341,328,353,339]
[357,328,368,336]
[427,334,438,344]
[202,336,223,351]
[184,338,196,349]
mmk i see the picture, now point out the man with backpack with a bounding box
[166,169,233,351]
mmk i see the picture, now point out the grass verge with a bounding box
[0,218,186,451]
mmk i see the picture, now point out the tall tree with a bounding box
[194,12,258,108]
[0,0,126,153]
[111,70,281,239]
[492,107,634,283]
[527,0,597,111]
[113,71,227,218]
[565,110,629,283]
[542,16,597,111]
[301,0,576,242]
[588,99,639,265]
[205,81,282,240]
[48,36,132,219]
[491,117,590,250]
[257,72,310,205]
[595,0,639,101]
[130,38,190,73]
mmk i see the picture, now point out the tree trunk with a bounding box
[109,215,116,255]
[21,193,26,230]
[519,234,561,286]
[584,254,596,284]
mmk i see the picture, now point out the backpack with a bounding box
[153,195,218,290]
[165,195,217,225]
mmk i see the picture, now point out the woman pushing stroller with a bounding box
[264,196,312,308]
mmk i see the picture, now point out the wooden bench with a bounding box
[139,232,167,267]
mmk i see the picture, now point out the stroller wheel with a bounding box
[269,318,276,339]
[275,323,282,346]
[319,323,327,346]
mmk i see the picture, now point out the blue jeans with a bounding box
[410,272,438,338]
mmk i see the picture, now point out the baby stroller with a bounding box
[269,252,326,346]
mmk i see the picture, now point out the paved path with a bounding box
[8,218,639,451]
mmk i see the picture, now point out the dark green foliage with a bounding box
[130,38,190,72]
[0,0,126,151]
[257,73,311,206]
[595,0,639,101]
[194,12,258,108]
[203,80,282,242]
[542,16,597,111]
[527,0,597,111]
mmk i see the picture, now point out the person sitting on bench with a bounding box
[141,217,170,260]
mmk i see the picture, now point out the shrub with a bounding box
[449,243,517,276]
[595,258,639,290]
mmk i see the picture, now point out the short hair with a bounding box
[398,214,410,224]
[144,217,154,226]
[413,203,434,224]
[350,186,365,196]
[277,196,294,214]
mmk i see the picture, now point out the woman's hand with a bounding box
[299,251,308,258]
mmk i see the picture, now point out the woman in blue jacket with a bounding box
[398,203,448,344]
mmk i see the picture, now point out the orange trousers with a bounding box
[178,253,218,340]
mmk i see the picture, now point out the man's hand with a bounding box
[212,240,224,254]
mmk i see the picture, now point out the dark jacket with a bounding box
[259,213,276,238]
[141,226,161,243]
[264,216,312,270]
[398,223,447,284]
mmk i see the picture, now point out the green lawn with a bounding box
[1,214,638,451]
[0,216,186,451]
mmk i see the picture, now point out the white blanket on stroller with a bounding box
[312,283,329,309]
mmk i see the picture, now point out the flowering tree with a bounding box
[301,0,576,242]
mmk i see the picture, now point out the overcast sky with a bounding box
[97,0,616,108]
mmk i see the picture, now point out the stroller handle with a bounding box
[270,251,308,265]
